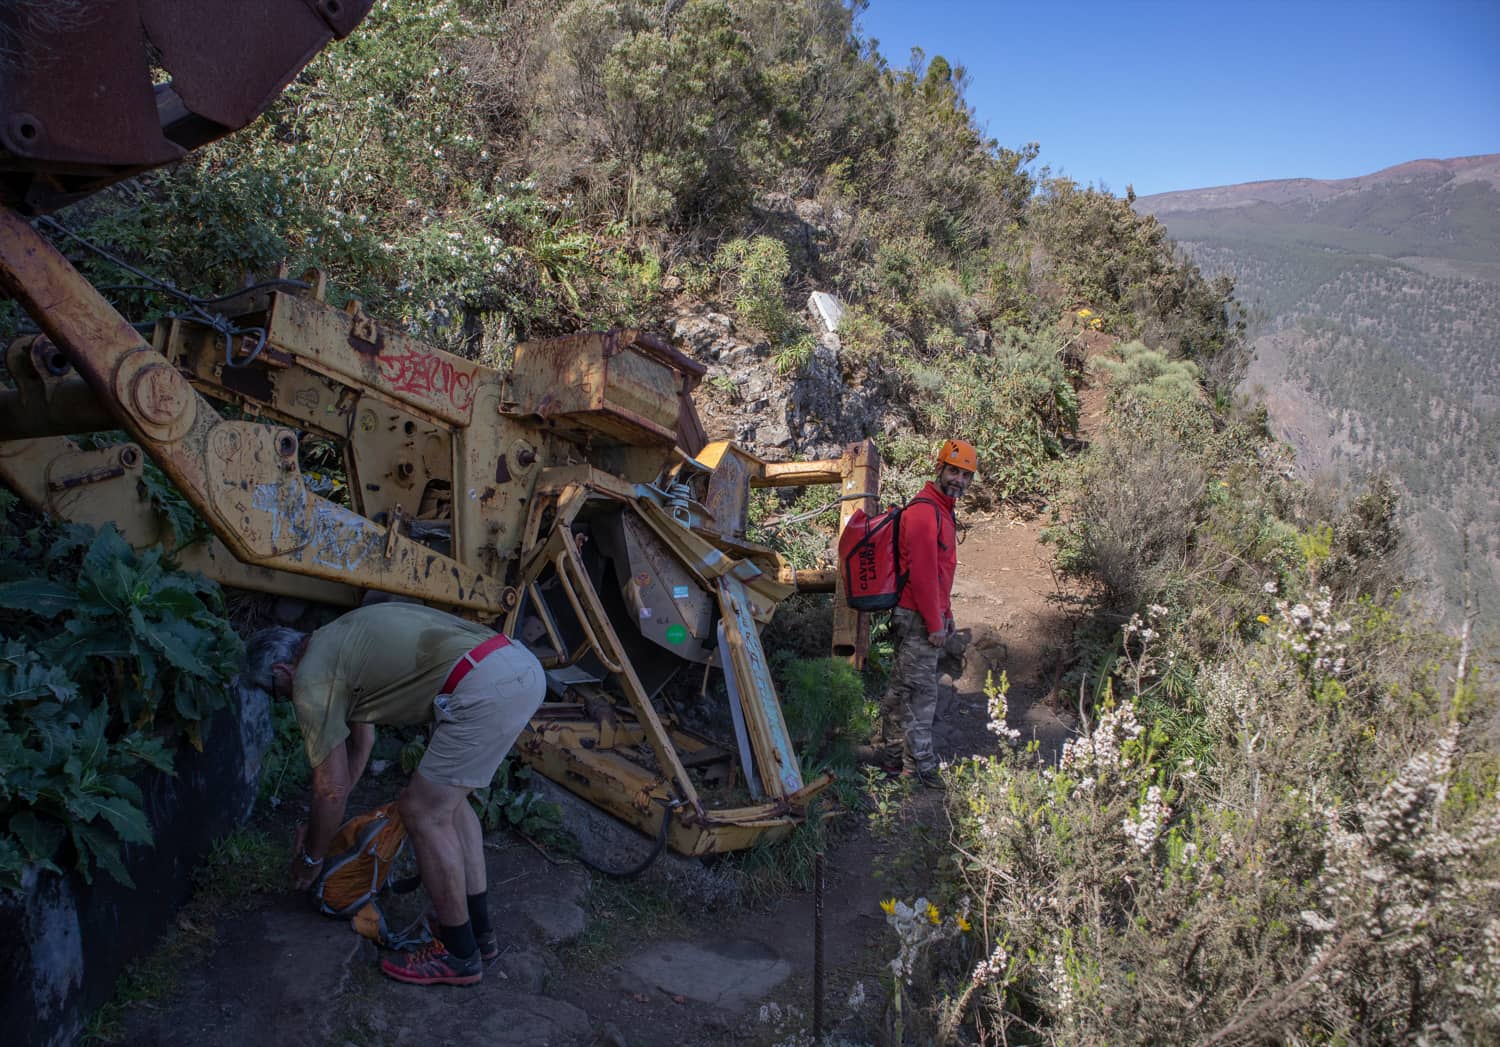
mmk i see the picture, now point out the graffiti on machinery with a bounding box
[377,345,475,412]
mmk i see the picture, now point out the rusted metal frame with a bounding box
[547,526,703,817]
[263,291,487,429]
[168,314,477,573]
[634,496,792,627]
[166,318,370,443]
[0,209,511,614]
[629,497,805,799]
[521,723,801,854]
[523,580,576,668]
[549,549,626,675]
[510,513,703,818]
[832,439,879,667]
[0,432,363,605]
[754,460,844,488]
[0,334,120,438]
[715,574,803,799]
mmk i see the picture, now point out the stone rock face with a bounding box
[0,699,267,1047]
[674,289,889,466]
[615,938,793,1011]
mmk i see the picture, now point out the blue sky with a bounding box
[857,0,1500,196]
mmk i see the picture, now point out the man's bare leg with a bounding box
[453,798,486,893]
[399,770,469,925]
[452,798,494,958]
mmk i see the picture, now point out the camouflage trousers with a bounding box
[879,607,941,773]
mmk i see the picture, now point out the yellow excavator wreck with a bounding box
[0,0,879,855]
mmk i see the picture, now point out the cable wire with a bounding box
[33,216,306,369]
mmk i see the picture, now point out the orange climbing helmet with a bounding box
[936,438,977,473]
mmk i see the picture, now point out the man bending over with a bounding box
[243,602,544,986]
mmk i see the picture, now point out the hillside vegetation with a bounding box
[2,2,1496,1044]
[1138,157,1500,624]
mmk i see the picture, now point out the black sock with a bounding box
[467,890,492,938]
[439,920,477,960]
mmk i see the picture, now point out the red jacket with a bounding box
[897,481,957,635]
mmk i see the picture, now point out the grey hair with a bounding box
[238,626,308,694]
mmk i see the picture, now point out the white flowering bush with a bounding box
[928,575,1499,1045]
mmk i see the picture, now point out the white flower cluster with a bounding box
[1049,949,1077,1014]
[1275,586,1351,675]
[970,941,1010,986]
[1122,602,1169,644]
[1122,784,1171,854]
[1056,700,1145,793]
[845,980,867,1012]
[984,670,1021,745]
[1451,919,1500,1028]
[1309,727,1500,979]
[1200,662,1255,742]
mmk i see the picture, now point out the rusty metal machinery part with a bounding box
[0,209,878,852]
[0,0,375,213]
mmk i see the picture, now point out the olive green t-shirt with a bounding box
[292,603,495,767]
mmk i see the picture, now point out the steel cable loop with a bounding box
[759,490,879,531]
[31,216,303,370]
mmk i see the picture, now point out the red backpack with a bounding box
[838,496,941,611]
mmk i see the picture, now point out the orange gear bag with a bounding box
[310,802,428,949]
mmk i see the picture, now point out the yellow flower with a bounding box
[926,902,940,925]
[1256,614,1271,624]
[1077,308,1093,318]
[957,916,972,933]
[880,898,896,916]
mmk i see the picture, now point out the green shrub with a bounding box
[931,591,1499,1045]
[714,235,795,336]
[0,497,242,890]
[776,656,873,766]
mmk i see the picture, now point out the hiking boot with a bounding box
[380,939,482,986]
[854,744,902,774]
[903,766,945,790]
[476,930,499,966]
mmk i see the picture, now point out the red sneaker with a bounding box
[380,939,482,986]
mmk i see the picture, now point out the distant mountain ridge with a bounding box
[1142,154,1500,213]
[1136,155,1500,625]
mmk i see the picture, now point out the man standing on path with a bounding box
[242,602,545,987]
[879,438,976,787]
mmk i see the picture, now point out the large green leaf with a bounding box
[70,821,133,887]
[117,732,175,774]
[71,793,153,845]
[9,810,65,861]
[136,610,210,677]
[0,578,81,618]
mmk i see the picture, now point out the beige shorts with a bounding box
[418,641,545,790]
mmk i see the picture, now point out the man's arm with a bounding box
[901,501,947,642]
[290,742,352,890]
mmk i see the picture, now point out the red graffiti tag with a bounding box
[377,346,476,412]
